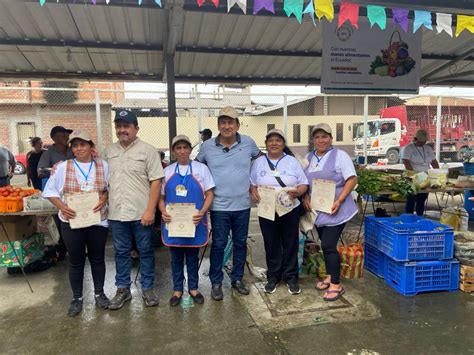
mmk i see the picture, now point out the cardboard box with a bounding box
[0,233,45,268]
[0,216,36,242]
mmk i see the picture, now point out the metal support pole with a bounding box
[94,89,103,154]
[363,95,369,165]
[436,96,442,162]
[197,93,203,146]
[166,55,177,150]
[283,94,288,138]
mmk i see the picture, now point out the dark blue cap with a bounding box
[114,110,138,124]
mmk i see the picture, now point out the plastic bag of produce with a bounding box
[413,171,430,190]
[454,232,474,261]
[440,206,469,231]
[428,169,448,188]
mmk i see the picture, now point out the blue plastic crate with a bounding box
[384,258,459,296]
[379,220,454,261]
[364,214,423,248]
[364,243,386,278]
[463,162,474,176]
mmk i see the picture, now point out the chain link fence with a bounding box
[1,82,474,173]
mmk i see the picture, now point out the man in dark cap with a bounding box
[105,110,164,310]
[200,128,213,142]
[38,126,73,179]
[37,126,74,260]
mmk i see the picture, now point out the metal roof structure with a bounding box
[0,0,473,86]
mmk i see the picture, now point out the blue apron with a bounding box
[161,163,209,247]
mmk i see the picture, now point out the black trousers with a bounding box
[61,222,108,299]
[405,193,429,216]
[316,223,346,285]
[259,207,300,283]
[54,215,68,256]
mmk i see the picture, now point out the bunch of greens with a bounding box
[392,177,416,197]
[356,169,393,195]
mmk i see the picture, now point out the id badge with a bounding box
[80,182,94,192]
[269,170,280,177]
[176,184,188,197]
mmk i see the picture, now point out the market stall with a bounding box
[0,186,59,292]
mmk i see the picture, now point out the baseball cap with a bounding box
[311,123,332,136]
[171,134,192,149]
[199,128,212,136]
[114,110,138,125]
[266,128,286,141]
[50,126,73,139]
[69,130,93,144]
[218,106,239,120]
[414,129,428,142]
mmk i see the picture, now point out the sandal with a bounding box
[315,281,330,290]
[323,288,345,302]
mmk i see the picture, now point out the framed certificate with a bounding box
[311,179,336,214]
[66,191,101,229]
[166,203,197,238]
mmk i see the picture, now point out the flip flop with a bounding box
[315,281,330,290]
[323,288,345,302]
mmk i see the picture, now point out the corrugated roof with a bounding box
[0,0,473,86]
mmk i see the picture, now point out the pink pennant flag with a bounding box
[197,0,219,7]
[338,1,359,29]
[392,8,409,32]
[253,0,274,14]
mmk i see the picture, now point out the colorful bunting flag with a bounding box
[413,10,432,32]
[138,0,143,5]
[338,1,359,29]
[456,15,474,37]
[303,0,316,26]
[228,0,246,13]
[197,0,219,7]
[367,5,386,30]
[39,0,46,5]
[314,0,334,22]
[91,0,96,4]
[436,13,453,37]
[253,0,274,14]
[284,0,304,24]
[392,8,409,32]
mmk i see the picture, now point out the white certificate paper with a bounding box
[67,192,101,229]
[167,203,198,238]
[311,179,336,214]
[257,186,276,221]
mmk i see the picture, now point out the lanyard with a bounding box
[415,146,426,163]
[313,147,333,165]
[175,163,192,186]
[73,159,93,182]
[265,154,286,170]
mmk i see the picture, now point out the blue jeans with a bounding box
[170,247,200,292]
[109,220,155,291]
[209,209,250,285]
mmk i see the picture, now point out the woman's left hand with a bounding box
[286,189,300,199]
[192,211,205,225]
[331,200,341,215]
[93,194,107,213]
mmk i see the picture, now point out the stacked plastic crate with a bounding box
[364,214,459,296]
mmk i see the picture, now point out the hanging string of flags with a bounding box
[38,0,474,37]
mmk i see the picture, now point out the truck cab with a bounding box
[353,118,402,164]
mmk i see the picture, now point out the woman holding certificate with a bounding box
[159,135,215,307]
[42,130,110,317]
[303,123,357,302]
[250,129,308,295]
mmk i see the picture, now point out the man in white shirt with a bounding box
[402,129,439,215]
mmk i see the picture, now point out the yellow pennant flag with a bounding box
[456,15,474,37]
[314,0,334,21]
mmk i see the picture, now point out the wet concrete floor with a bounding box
[1,206,474,354]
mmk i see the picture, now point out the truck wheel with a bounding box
[386,149,400,164]
[14,162,25,175]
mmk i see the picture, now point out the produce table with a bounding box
[357,186,466,238]
[0,209,58,293]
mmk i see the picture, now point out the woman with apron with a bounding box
[303,124,358,302]
[159,135,215,307]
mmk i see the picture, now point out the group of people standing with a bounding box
[40,106,358,317]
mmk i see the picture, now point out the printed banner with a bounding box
[321,18,422,94]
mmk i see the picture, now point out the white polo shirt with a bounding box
[401,143,435,172]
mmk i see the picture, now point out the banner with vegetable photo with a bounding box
[321,18,422,94]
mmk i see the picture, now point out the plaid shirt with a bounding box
[63,159,108,220]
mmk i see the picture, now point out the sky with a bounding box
[125,82,474,105]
